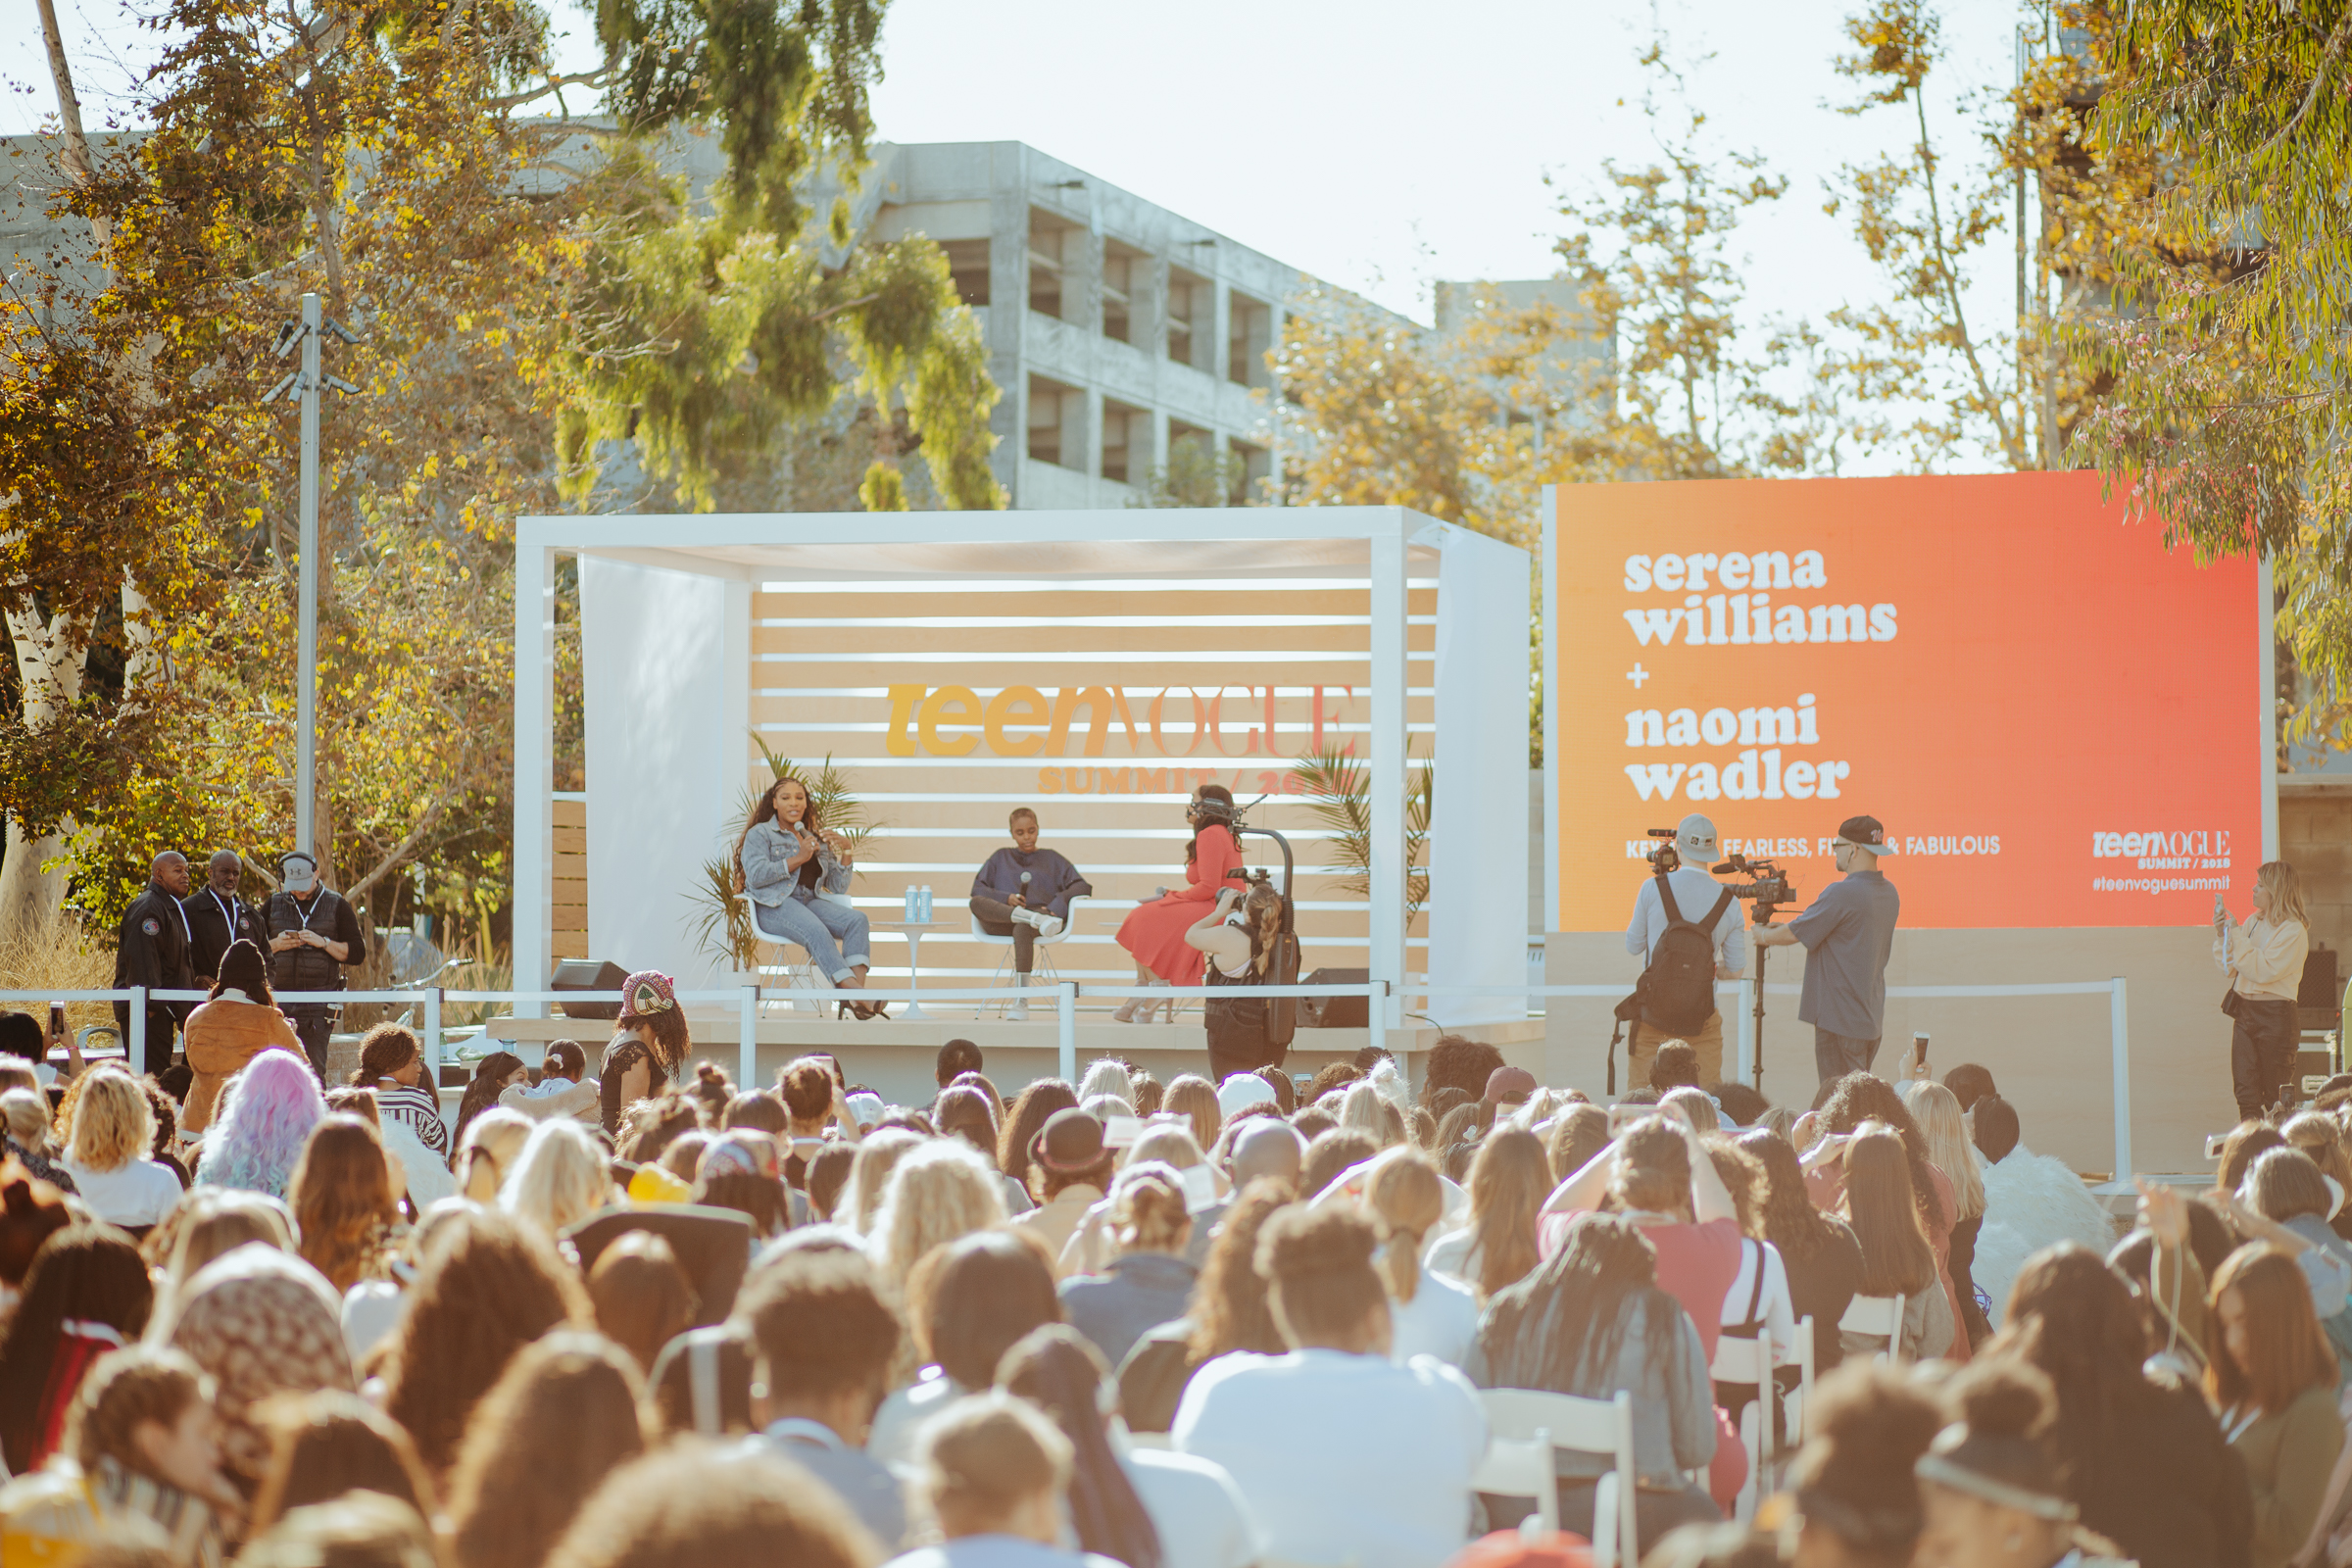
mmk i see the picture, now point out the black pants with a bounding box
[1948,1213,1991,1348]
[2230,996,2299,1121]
[112,1002,179,1076]
[970,898,1037,972]
[285,1004,336,1083]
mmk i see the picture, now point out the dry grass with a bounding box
[0,906,119,1034]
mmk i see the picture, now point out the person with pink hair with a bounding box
[195,1049,328,1200]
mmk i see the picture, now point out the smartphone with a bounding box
[48,1004,64,1047]
[1910,1031,1931,1074]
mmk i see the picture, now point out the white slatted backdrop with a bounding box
[749,573,1440,995]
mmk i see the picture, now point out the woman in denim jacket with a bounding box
[736,776,881,1017]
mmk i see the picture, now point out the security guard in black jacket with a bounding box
[184,850,266,984]
[113,851,196,1073]
[267,851,365,1081]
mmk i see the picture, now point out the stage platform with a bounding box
[460,1010,1544,1108]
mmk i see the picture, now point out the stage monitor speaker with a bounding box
[1298,968,1369,1029]
[550,958,628,1020]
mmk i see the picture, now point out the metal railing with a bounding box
[4,971,2132,1181]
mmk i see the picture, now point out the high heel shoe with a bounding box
[1151,984,1176,1023]
[1110,994,1148,1024]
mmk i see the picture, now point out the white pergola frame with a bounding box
[511,508,1457,1024]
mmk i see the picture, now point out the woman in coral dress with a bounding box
[1114,784,1248,1023]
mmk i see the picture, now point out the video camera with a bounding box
[1642,829,1797,923]
[1711,854,1797,925]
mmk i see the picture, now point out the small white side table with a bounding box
[869,920,953,1020]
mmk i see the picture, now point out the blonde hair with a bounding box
[458,1108,532,1204]
[1111,1162,1192,1255]
[2258,860,2310,930]
[867,1139,1008,1296]
[1337,1082,1401,1150]
[839,1129,924,1238]
[1901,1080,1985,1223]
[1659,1088,1718,1132]
[1365,1152,1443,1306]
[1127,1125,1204,1171]
[499,1119,611,1241]
[69,1067,155,1173]
[2282,1112,2352,1191]
[1077,1058,1135,1105]
[1,1088,52,1154]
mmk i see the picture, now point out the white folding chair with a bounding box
[1708,1334,1774,1523]
[1479,1388,1639,1568]
[1473,1433,1560,1541]
[1839,1294,1907,1363]
[1788,1315,1817,1447]
[968,895,1091,1016]
[760,888,864,1017]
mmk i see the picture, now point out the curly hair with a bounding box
[448,1333,647,1568]
[1184,1181,1291,1364]
[379,1210,587,1478]
[351,1024,421,1088]
[1422,1035,1505,1108]
[868,1139,1009,1298]
[200,1050,327,1200]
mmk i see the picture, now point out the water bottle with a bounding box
[919,885,934,922]
[903,886,915,921]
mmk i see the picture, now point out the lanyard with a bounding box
[209,889,242,933]
[290,892,326,934]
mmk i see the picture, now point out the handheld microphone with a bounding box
[1019,870,1032,888]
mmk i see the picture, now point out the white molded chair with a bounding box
[968,895,1091,1016]
[1478,1388,1639,1568]
[1839,1294,1907,1362]
[1472,1434,1560,1541]
[1788,1314,1817,1447]
[760,889,865,1016]
[1708,1333,1776,1522]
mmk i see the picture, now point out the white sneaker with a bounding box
[1011,907,1064,939]
[1006,996,1029,1020]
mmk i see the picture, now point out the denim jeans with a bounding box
[756,895,871,982]
[1814,1027,1880,1084]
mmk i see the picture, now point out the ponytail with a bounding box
[1364,1154,1444,1306]
[1243,877,1285,979]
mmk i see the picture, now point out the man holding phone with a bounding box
[266,851,367,1081]
[1754,814,1901,1084]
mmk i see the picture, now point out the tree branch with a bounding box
[344,793,454,904]
[488,69,618,111]
[2262,7,2352,154]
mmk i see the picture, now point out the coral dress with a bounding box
[1117,827,1247,985]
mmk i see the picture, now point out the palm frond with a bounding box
[1293,743,1434,928]
[684,854,762,974]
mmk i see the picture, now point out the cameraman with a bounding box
[1625,813,1746,1087]
[1754,814,1901,1085]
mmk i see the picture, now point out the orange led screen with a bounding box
[1547,472,2262,930]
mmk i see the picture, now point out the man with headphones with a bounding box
[265,851,367,1080]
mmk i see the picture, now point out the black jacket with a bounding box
[183,888,266,982]
[266,889,366,996]
[113,884,196,1015]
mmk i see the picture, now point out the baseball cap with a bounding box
[278,852,318,894]
[1216,1072,1278,1120]
[1031,1107,1108,1174]
[1836,815,1897,854]
[1483,1065,1539,1105]
[843,1091,886,1128]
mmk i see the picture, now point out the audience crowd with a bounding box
[0,953,2345,1568]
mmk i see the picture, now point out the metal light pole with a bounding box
[295,293,320,859]
[264,293,359,864]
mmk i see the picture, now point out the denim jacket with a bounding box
[742,818,852,906]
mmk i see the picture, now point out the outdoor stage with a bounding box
[472,1008,1545,1110]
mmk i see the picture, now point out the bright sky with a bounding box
[7,0,2028,462]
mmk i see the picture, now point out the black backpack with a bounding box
[1636,873,1734,1034]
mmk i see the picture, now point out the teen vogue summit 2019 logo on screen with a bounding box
[2090,828,2233,870]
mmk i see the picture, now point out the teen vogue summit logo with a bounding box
[2090,828,2232,870]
